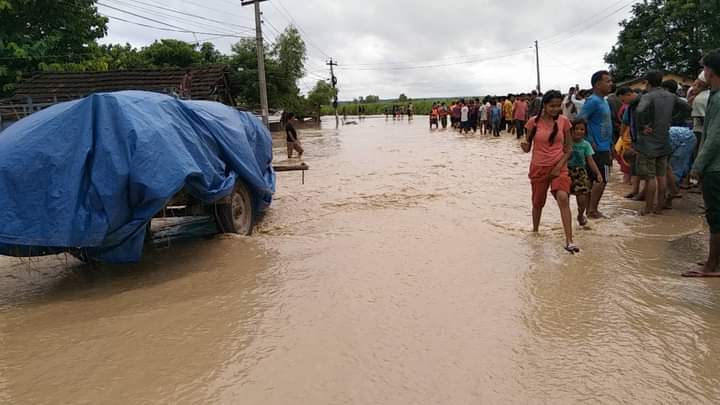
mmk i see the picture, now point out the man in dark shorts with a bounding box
[686,49,720,277]
[635,70,691,214]
[578,71,614,219]
[285,113,304,158]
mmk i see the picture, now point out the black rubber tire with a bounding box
[214,179,254,236]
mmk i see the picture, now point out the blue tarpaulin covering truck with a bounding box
[0,91,276,263]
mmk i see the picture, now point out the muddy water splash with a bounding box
[1,117,719,404]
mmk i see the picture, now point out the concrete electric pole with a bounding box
[327,58,339,127]
[242,0,270,128]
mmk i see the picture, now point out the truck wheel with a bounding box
[214,179,254,235]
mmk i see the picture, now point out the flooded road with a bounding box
[1,116,719,404]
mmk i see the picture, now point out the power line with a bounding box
[263,17,284,36]
[183,0,255,23]
[540,49,586,75]
[336,49,532,71]
[344,46,533,68]
[116,0,255,31]
[261,18,283,46]
[270,0,331,59]
[101,12,252,38]
[98,2,250,38]
[101,0,252,38]
[543,0,637,45]
[306,59,331,72]
[259,17,327,79]
[99,2,212,32]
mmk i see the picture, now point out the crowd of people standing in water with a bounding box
[385,103,415,120]
[287,49,720,277]
[417,49,720,277]
[427,93,541,137]
[511,49,719,278]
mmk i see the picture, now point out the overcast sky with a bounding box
[98,0,636,100]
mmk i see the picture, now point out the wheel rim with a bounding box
[231,185,252,233]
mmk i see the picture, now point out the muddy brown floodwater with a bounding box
[1,116,720,404]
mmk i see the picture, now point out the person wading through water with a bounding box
[285,113,304,159]
[521,90,578,254]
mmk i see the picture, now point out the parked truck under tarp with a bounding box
[0,91,276,263]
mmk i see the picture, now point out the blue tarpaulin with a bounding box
[669,126,697,183]
[0,91,275,263]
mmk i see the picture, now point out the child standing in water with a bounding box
[520,90,578,253]
[568,119,602,226]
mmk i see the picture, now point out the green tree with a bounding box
[605,0,720,82]
[272,26,306,83]
[228,26,307,110]
[200,42,223,64]
[365,95,380,103]
[141,39,200,68]
[0,0,108,96]
[227,38,265,108]
[306,80,336,116]
[98,43,148,70]
[398,93,408,102]
[268,26,306,113]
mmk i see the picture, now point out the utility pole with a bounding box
[242,0,269,128]
[327,58,339,128]
[534,40,541,93]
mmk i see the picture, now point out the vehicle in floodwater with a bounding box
[0,91,276,263]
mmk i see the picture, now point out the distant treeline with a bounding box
[322,98,484,116]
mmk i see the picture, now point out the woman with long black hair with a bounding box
[520,90,578,253]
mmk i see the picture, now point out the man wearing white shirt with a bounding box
[562,87,577,119]
[460,99,470,133]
